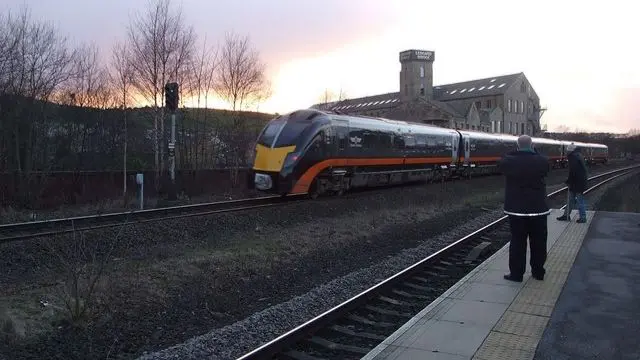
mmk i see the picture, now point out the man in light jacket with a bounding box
[499,135,551,282]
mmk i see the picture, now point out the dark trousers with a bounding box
[508,215,548,278]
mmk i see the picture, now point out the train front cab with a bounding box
[248,110,331,195]
[248,115,307,195]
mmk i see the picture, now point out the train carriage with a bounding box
[457,131,518,176]
[532,137,564,167]
[584,143,609,164]
[248,109,609,198]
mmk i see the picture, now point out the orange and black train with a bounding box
[247,109,608,198]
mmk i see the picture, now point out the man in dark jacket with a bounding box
[499,135,551,282]
[557,143,588,223]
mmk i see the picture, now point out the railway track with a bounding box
[0,162,633,243]
[0,194,307,243]
[235,165,639,360]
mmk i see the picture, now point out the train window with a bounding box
[416,135,426,148]
[394,135,405,149]
[363,131,377,149]
[274,121,309,147]
[405,135,416,149]
[379,134,392,149]
[257,120,285,147]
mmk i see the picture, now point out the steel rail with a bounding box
[234,164,639,360]
[1,164,637,244]
[0,193,307,243]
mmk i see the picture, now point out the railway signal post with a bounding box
[165,82,179,201]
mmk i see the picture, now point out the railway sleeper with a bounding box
[392,289,432,300]
[402,282,432,291]
[365,305,413,318]
[282,349,326,360]
[347,314,396,328]
[431,265,449,272]
[411,276,431,284]
[308,336,370,355]
[329,325,387,341]
[378,295,422,307]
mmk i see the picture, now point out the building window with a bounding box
[404,84,408,96]
[420,65,425,78]
[521,123,524,134]
[486,99,492,108]
[420,84,425,96]
[475,101,481,110]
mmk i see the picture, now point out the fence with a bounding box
[0,168,250,210]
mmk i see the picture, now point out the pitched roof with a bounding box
[433,72,522,101]
[313,91,400,112]
[309,72,525,119]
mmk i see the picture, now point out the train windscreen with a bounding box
[257,120,285,147]
[274,121,309,147]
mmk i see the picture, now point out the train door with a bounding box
[462,134,471,166]
[333,119,350,158]
[451,133,459,165]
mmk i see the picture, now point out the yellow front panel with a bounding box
[253,144,297,172]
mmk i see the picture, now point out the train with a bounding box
[247,109,608,198]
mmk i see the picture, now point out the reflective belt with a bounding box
[504,210,551,216]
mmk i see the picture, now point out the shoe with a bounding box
[577,218,586,223]
[504,274,523,282]
[532,274,544,281]
[556,215,570,221]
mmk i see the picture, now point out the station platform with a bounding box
[361,209,640,360]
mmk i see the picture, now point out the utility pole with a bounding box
[165,82,179,201]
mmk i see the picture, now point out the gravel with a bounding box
[136,208,506,360]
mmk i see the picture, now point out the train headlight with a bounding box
[283,152,300,168]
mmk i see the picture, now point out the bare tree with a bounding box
[110,41,134,202]
[0,6,74,206]
[185,36,218,169]
[214,31,270,185]
[317,88,348,109]
[126,0,196,191]
[215,31,270,112]
[57,43,110,108]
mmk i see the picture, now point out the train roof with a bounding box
[298,109,606,148]
[321,110,459,135]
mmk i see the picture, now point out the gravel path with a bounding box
[0,162,629,360]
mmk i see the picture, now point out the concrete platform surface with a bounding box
[361,208,598,360]
[534,211,640,360]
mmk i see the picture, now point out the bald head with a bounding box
[517,135,533,150]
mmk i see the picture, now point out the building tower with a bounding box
[399,49,435,102]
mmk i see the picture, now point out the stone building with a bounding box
[311,49,545,135]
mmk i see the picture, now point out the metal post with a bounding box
[136,173,144,210]
[165,82,179,201]
[168,112,177,200]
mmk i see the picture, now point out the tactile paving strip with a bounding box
[472,211,595,360]
[493,311,549,337]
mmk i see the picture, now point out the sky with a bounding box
[2,0,639,134]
